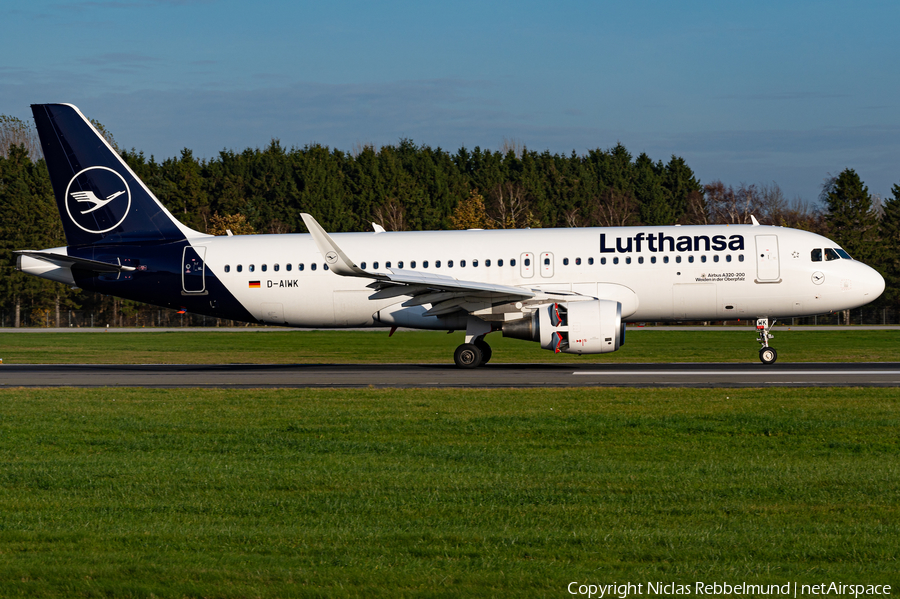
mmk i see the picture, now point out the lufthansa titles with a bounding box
[600,233,745,254]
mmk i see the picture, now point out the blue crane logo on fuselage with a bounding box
[64,166,132,234]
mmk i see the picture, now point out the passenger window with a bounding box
[510,258,516,266]
[613,257,619,265]
[663,256,669,264]
[701,255,707,263]
[398,261,404,269]
[473,259,479,267]
[825,248,840,261]
[224,265,230,273]
[638,256,644,264]
[650,256,656,264]
[448,260,453,268]
[601,257,607,265]
[498,259,503,267]
[588,258,594,265]
[311,263,317,271]
[286,264,292,271]
[460,260,466,267]
[626,257,632,264]
[575,258,581,265]
[435,260,441,268]
[738,255,745,262]
[726,255,732,263]
[524,258,530,266]
[274,264,280,272]
[373,262,379,269]
[544,258,550,265]
[811,248,822,262]
[261,264,267,272]
[675,256,681,264]
[485,259,491,267]
[299,263,304,271]
[237,264,243,273]
[411,261,416,268]
[688,256,694,263]
[563,258,569,266]
[713,255,719,263]
[249,264,255,272]
[386,261,391,269]
[361,262,367,269]
[423,261,429,268]
[324,264,329,270]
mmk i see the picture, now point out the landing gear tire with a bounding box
[454,343,483,369]
[474,339,492,365]
[759,347,777,365]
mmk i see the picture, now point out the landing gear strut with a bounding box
[756,318,777,365]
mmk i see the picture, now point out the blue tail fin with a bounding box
[31,103,200,246]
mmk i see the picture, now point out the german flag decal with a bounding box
[249,281,261,288]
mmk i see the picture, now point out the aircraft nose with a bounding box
[860,263,885,300]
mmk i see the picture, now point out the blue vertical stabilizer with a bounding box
[31,103,200,246]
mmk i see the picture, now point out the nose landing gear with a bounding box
[756,318,777,364]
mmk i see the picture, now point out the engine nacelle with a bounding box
[502,299,624,354]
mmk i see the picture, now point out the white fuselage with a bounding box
[194,224,883,328]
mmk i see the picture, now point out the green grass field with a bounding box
[1,328,898,364]
[1,387,898,598]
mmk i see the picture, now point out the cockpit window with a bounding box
[836,249,852,260]
[825,248,840,261]
[811,248,822,262]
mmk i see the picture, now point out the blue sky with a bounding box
[3,0,898,204]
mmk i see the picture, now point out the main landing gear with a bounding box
[756,318,777,365]
[454,316,494,368]
[453,336,493,368]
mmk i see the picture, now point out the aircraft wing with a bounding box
[301,213,537,316]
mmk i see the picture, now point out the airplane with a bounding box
[15,104,886,367]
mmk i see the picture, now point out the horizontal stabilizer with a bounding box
[14,250,136,273]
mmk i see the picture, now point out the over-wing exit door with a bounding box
[520,252,534,278]
[540,252,554,277]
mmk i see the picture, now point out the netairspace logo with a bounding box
[566,581,892,598]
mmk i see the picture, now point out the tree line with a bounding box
[1,114,897,325]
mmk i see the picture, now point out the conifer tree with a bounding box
[0,147,69,325]
[822,169,879,266]
[879,183,900,308]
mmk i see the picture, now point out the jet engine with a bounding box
[502,300,624,354]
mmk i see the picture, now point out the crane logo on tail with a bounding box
[64,166,132,234]
[70,190,126,214]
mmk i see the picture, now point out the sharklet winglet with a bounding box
[300,213,383,279]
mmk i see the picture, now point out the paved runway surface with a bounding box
[1,363,898,388]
